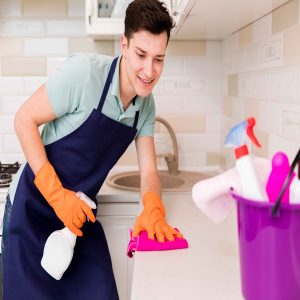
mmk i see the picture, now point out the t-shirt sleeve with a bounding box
[45,54,90,118]
[136,94,156,137]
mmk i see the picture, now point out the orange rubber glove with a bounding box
[132,192,183,242]
[34,161,96,236]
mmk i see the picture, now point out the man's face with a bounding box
[121,30,168,97]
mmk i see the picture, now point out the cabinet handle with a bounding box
[86,0,93,25]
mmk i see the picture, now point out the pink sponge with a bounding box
[126,228,188,258]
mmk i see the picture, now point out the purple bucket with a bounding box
[231,191,300,300]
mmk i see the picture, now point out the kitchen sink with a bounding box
[106,170,215,192]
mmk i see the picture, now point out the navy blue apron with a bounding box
[3,57,139,300]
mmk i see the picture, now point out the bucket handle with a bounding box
[272,149,300,216]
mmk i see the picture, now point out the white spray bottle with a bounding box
[225,117,266,201]
[41,191,96,280]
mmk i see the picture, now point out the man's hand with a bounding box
[132,192,183,242]
[34,161,96,236]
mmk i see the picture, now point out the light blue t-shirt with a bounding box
[9,53,156,203]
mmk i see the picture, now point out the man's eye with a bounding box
[137,53,145,58]
[155,58,163,63]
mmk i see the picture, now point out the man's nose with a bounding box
[143,59,154,78]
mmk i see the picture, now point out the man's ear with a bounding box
[120,35,129,58]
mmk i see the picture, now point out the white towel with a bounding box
[192,158,271,224]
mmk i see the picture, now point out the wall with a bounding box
[0,0,222,173]
[222,0,300,168]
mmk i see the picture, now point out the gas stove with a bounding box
[0,162,21,187]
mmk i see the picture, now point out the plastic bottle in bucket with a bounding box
[225,117,266,201]
[266,152,295,203]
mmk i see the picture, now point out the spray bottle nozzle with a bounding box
[246,117,261,148]
[224,116,261,149]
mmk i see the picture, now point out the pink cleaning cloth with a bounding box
[126,228,188,258]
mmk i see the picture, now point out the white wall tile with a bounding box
[23,77,48,95]
[268,134,299,162]
[161,57,184,77]
[184,57,221,77]
[0,153,25,163]
[46,57,67,76]
[0,0,21,17]
[178,152,206,170]
[46,20,85,36]
[251,70,270,99]
[206,41,222,57]
[2,96,27,115]
[269,66,298,100]
[206,114,222,132]
[24,38,68,56]
[183,95,221,114]
[177,133,222,153]
[0,77,23,96]
[0,116,14,134]
[252,13,272,43]
[0,20,45,36]
[3,134,22,152]
[231,97,245,120]
[154,95,183,115]
[68,0,85,17]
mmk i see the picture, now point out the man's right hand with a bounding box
[34,161,96,236]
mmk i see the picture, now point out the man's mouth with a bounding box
[138,76,154,84]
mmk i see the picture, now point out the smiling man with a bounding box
[2,0,182,299]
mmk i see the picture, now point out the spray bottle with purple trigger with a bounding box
[225,117,266,201]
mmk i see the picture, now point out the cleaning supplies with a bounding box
[266,152,295,203]
[127,228,188,258]
[192,157,271,223]
[225,117,266,201]
[41,192,96,280]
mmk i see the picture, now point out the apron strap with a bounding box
[132,96,139,129]
[98,57,140,129]
[97,57,118,112]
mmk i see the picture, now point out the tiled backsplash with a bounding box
[3,0,300,172]
[0,0,222,172]
[222,0,300,168]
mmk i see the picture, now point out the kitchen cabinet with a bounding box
[85,0,196,39]
[97,197,139,300]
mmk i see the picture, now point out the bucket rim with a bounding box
[230,188,300,210]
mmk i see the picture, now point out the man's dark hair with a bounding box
[124,0,174,43]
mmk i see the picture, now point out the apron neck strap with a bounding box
[97,57,118,112]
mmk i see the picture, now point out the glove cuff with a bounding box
[142,192,166,217]
[34,160,63,205]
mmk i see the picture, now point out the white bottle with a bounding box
[290,177,300,203]
[225,117,266,202]
[41,192,96,280]
[235,146,266,201]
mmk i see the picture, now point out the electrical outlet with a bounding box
[282,110,300,135]
[260,38,282,64]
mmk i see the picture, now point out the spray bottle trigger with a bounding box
[246,117,261,147]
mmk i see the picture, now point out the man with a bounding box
[2,0,182,299]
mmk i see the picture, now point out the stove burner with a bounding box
[0,162,21,187]
[0,162,21,174]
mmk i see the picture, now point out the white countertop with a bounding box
[131,193,243,300]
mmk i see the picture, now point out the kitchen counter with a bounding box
[131,193,243,300]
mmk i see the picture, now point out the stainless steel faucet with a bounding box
[155,116,179,175]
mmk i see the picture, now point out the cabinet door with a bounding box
[98,203,138,300]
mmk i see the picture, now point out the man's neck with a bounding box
[119,56,136,111]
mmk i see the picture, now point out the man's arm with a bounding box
[135,136,161,197]
[14,84,57,175]
[133,136,182,241]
